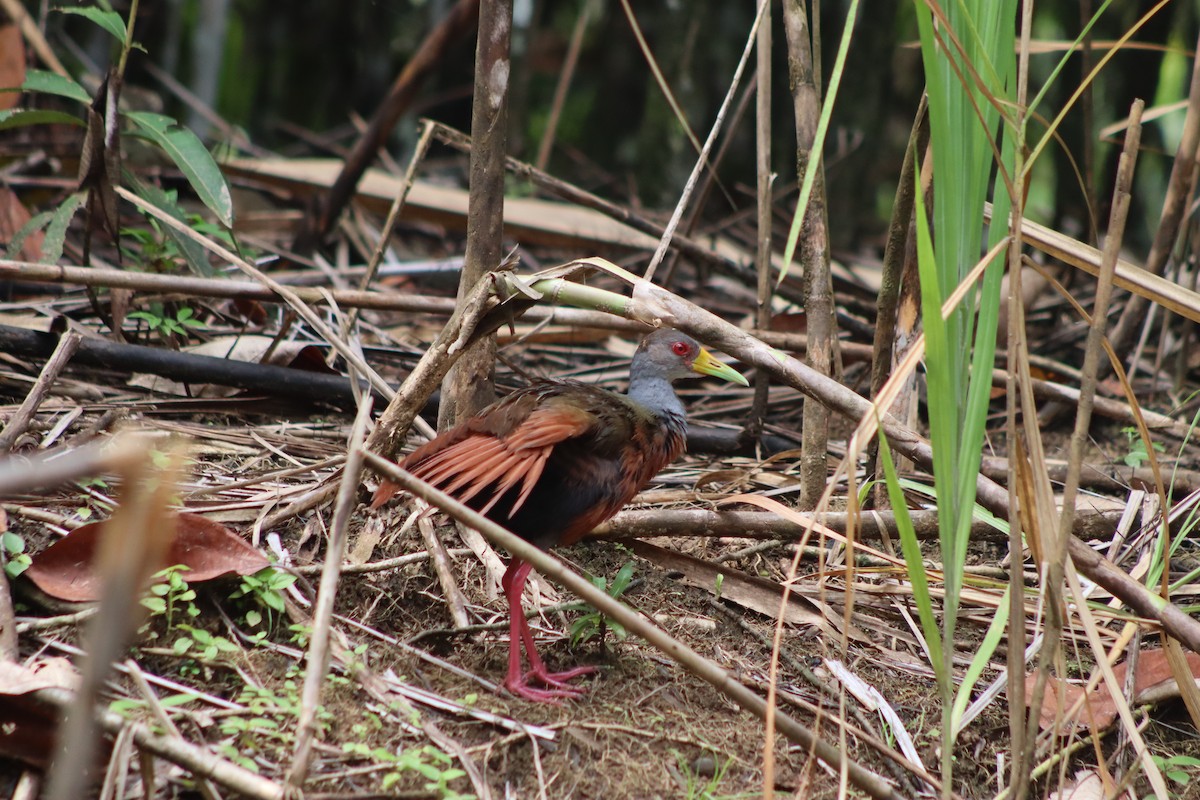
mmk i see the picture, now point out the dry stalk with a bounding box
[341,117,437,336]
[868,97,928,508]
[437,0,510,430]
[418,510,470,628]
[640,0,768,284]
[747,0,773,442]
[1109,22,1200,358]
[286,395,373,789]
[782,0,836,511]
[45,438,189,800]
[0,332,82,453]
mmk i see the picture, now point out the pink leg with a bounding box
[501,559,596,702]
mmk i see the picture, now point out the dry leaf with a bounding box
[0,658,80,768]
[1047,770,1106,800]
[1026,648,1200,731]
[0,25,25,112]
[25,511,269,602]
[0,187,44,261]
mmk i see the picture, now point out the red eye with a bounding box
[671,341,690,357]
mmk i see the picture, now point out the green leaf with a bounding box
[0,109,85,131]
[125,172,218,276]
[5,209,54,260]
[2,531,25,554]
[21,70,90,104]
[124,111,233,226]
[57,7,127,43]
[41,192,86,265]
[610,562,635,597]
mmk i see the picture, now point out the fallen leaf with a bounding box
[0,187,45,261]
[1026,648,1200,731]
[0,658,80,768]
[1047,770,1105,800]
[0,25,25,112]
[25,511,270,602]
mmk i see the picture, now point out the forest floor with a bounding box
[4,128,1200,800]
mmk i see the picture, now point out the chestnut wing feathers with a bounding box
[373,381,684,548]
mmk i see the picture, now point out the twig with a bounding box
[45,440,188,800]
[303,0,480,246]
[286,395,373,789]
[0,332,82,453]
[747,0,773,442]
[642,0,768,283]
[868,97,928,504]
[34,686,282,799]
[418,511,470,628]
[343,119,437,336]
[592,507,1120,544]
[534,0,592,171]
[1108,23,1200,359]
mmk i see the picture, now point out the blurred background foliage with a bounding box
[34,0,1200,259]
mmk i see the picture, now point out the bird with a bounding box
[372,329,748,702]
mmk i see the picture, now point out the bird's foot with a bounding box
[505,665,597,703]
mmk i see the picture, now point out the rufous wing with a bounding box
[370,402,596,514]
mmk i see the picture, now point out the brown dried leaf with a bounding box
[1026,648,1200,731]
[0,657,78,696]
[0,658,81,768]
[25,511,269,602]
[0,187,44,261]
[0,25,25,112]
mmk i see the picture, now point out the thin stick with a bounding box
[534,0,592,171]
[286,395,373,789]
[747,0,773,441]
[343,119,437,336]
[0,332,81,453]
[642,0,768,283]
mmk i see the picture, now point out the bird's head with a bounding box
[635,329,749,386]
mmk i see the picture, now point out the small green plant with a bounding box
[216,679,328,770]
[172,624,238,661]
[1150,754,1200,790]
[569,561,635,646]
[142,565,201,628]
[2,531,31,579]
[128,303,206,339]
[342,742,470,798]
[229,567,297,632]
[1122,426,1165,468]
[671,750,752,800]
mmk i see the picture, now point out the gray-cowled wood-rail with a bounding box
[373,329,748,702]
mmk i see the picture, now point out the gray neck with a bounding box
[627,372,687,429]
